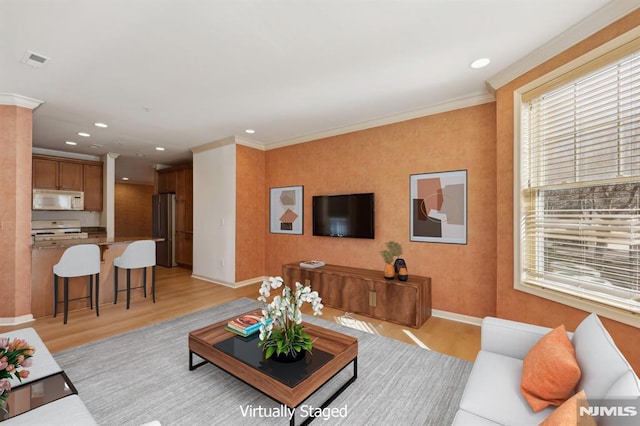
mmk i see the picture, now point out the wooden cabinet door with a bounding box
[58,161,83,190]
[32,158,58,189]
[374,281,419,327]
[314,271,343,308]
[341,277,374,316]
[157,172,169,194]
[175,168,186,201]
[83,163,103,211]
[185,168,193,232]
[157,170,177,194]
[175,231,193,267]
[175,169,186,232]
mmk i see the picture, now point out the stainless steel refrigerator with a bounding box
[152,193,177,267]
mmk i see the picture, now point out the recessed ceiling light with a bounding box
[89,144,102,149]
[245,129,256,134]
[155,147,165,151]
[94,122,108,128]
[470,58,491,69]
[78,132,91,137]
[65,141,77,146]
[122,177,129,181]
[136,153,146,157]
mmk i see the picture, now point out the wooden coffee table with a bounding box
[188,310,358,425]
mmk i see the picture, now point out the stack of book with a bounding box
[225,314,270,337]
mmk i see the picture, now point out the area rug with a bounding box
[54,298,472,425]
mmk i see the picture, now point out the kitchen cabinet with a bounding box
[157,171,176,194]
[32,155,104,211]
[175,231,193,267]
[282,263,432,328]
[83,163,103,211]
[32,158,59,189]
[156,164,193,267]
[33,157,82,191]
[58,162,83,190]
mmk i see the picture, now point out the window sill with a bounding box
[515,280,640,328]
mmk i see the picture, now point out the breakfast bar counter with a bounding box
[32,236,158,249]
[31,237,161,319]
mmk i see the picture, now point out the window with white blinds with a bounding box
[519,46,640,317]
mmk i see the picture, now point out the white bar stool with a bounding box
[53,244,101,324]
[113,240,156,309]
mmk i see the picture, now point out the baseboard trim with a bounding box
[0,314,35,326]
[190,273,266,289]
[234,276,267,288]
[432,309,483,326]
[191,273,235,287]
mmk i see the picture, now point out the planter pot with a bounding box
[272,349,306,363]
[394,258,407,273]
[383,263,395,280]
[398,266,409,281]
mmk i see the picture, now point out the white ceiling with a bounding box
[2,0,638,184]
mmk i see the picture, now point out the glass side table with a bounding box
[0,371,77,422]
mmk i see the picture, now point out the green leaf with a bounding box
[265,346,275,359]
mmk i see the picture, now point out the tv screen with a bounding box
[312,193,375,239]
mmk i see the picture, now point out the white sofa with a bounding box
[1,328,97,426]
[453,313,640,425]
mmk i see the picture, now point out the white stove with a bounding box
[31,220,89,242]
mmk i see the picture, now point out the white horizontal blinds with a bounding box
[521,48,640,313]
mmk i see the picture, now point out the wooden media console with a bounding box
[283,263,431,328]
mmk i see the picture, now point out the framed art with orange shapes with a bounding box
[410,170,467,244]
[269,185,304,235]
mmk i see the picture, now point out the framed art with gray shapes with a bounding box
[410,170,467,244]
[270,185,304,234]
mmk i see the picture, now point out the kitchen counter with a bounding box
[32,236,160,249]
[31,237,164,319]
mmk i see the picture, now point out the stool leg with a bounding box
[143,267,147,298]
[53,275,58,318]
[126,269,131,310]
[95,273,100,317]
[152,265,156,303]
[89,275,93,310]
[63,277,69,325]
[114,266,119,304]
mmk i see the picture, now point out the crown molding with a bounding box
[191,136,237,154]
[266,91,495,151]
[32,147,102,162]
[0,93,43,109]
[234,135,266,151]
[487,0,640,90]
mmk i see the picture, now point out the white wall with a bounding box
[31,210,101,226]
[192,140,236,285]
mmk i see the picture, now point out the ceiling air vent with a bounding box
[21,51,50,68]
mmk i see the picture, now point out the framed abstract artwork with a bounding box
[269,185,304,235]
[410,170,467,244]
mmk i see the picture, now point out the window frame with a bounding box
[514,28,640,328]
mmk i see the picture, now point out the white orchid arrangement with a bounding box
[257,276,323,359]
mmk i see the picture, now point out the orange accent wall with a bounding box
[495,9,640,372]
[115,182,154,237]
[265,103,497,318]
[236,144,266,281]
[0,105,33,319]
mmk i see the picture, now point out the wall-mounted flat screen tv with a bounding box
[312,193,375,239]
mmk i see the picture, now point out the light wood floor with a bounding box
[0,266,481,362]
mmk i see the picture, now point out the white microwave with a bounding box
[32,189,84,210]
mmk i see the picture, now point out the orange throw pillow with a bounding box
[521,324,581,412]
[540,390,595,426]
